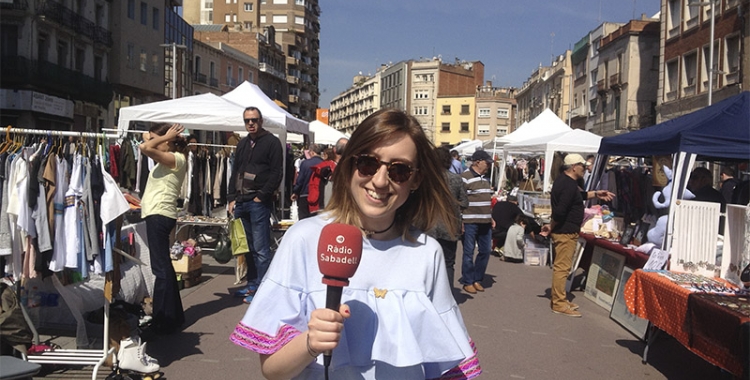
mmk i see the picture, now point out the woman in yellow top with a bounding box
[140,123,188,335]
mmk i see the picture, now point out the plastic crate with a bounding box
[524,248,548,266]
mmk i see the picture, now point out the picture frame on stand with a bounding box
[584,246,626,311]
[610,266,650,340]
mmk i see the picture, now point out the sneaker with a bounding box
[233,285,258,298]
[243,294,254,304]
[568,302,580,311]
[473,282,485,292]
[462,284,477,294]
[552,307,582,318]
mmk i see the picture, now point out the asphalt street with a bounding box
[34,243,730,380]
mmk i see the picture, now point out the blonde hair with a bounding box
[326,109,457,241]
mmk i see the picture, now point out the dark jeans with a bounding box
[437,238,457,288]
[297,196,311,220]
[234,200,274,288]
[145,214,184,331]
[460,223,492,285]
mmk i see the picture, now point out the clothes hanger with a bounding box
[0,125,11,154]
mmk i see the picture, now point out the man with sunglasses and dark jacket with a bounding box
[228,106,284,304]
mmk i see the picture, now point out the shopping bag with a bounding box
[230,218,250,256]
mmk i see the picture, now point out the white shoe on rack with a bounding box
[118,336,160,373]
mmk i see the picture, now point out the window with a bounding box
[140,49,147,71]
[57,41,68,67]
[295,0,305,4]
[126,43,134,65]
[478,108,490,118]
[227,65,232,85]
[477,125,490,136]
[701,42,719,91]
[260,15,266,23]
[683,0,699,30]
[233,14,237,22]
[414,106,428,115]
[441,123,450,132]
[244,22,252,29]
[497,108,509,118]
[94,55,103,81]
[682,52,698,95]
[95,4,104,26]
[414,89,429,99]
[209,61,216,79]
[667,0,680,38]
[273,0,288,3]
[496,127,508,136]
[460,123,469,132]
[441,105,451,115]
[247,71,254,83]
[127,0,135,19]
[272,15,288,23]
[225,13,231,22]
[460,105,470,115]
[665,59,678,100]
[152,54,158,74]
[295,16,304,25]
[153,8,159,30]
[225,0,230,3]
[140,2,148,25]
[238,67,244,82]
[74,47,84,71]
[725,34,740,84]
[244,2,252,11]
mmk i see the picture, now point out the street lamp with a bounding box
[689,0,716,106]
[160,43,187,99]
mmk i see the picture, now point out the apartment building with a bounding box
[657,0,749,121]
[193,24,286,101]
[329,72,380,135]
[475,83,516,142]
[1,0,114,131]
[592,17,660,136]
[183,0,320,120]
[435,96,475,146]
[516,51,573,127]
[380,60,411,111]
[410,58,441,141]
[192,38,259,95]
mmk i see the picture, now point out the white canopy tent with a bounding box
[502,128,603,192]
[221,81,309,136]
[451,139,484,156]
[286,120,348,145]
[117,85,311,217]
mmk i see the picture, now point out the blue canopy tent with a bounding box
[599,91,749,160]
[595,90,750,255]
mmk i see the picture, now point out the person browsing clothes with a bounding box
[230,109,481,379]
[139,123,188,335]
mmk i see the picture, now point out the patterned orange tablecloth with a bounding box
[624,269,746,377]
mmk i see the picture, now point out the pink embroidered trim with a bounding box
[431,338,482,380]
[229,322,301,355]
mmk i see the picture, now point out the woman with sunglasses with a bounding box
[231,109,481,379]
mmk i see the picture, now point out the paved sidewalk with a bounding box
[34,250,729,379]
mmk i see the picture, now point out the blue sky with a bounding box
[318,0,661,108]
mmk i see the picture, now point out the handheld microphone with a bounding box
[316,223,363,371]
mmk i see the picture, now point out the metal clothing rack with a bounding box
[6,126,117,380]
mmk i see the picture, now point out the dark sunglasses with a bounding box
[244,118,260,124]
[354,155,416,184]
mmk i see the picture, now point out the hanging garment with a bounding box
[64,154,83,270]
[49,157,69,272]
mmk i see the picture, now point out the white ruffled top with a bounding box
[231,215,480,379]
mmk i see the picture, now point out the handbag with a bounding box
[230,218,250,256]
[213,232,233,264]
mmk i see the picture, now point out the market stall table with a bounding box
[579,232,649,269]
[624,269,749,379]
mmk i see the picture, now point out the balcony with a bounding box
[286,56,299,66]
[288,94,299,103]
[287,76,299,85]
[0,56,112,107]
[194,72,207,84]
[210,77,219,87]
[0,0,28,11]
[38,1,113,47]
[597,79,607,95]
[609,73,622,91]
